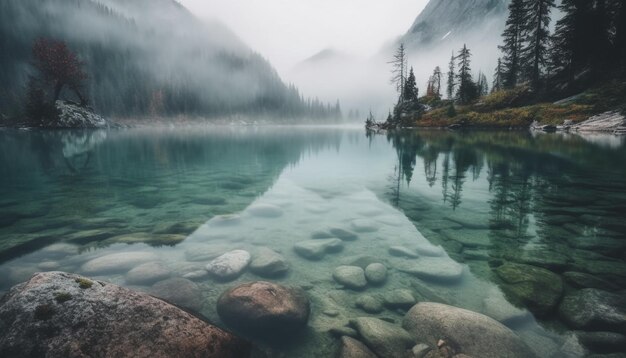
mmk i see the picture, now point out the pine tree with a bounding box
[389,43,408,101]
[447,52,455,99]
[404,67,419,103]
[477,72,489,96]
[499,0,527,88]
[432,66,442,98]
[492,58,504,92]
[426,77,435,97]
[456,45,478,104]
[615,0,626,70]
[522,0,556,89]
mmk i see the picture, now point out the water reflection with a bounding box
[0,127,624,357]
[384,129,626,351]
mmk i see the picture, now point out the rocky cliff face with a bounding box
[401,0,510,51]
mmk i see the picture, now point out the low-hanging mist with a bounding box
[0,0,340,121]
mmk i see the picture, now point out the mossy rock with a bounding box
[495,262,563,317]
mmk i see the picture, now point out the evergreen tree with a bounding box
[522,0,555,89]
[389,43,408,101]
[477,72,489,96]
[455,45,478,104]
[551,0,618,80]
[615,0,626,70]
[499,0,527,88]
[447,52,455,99]
[492,58,504,92]
[426,78,434,97]
[432,66,442,98]
[403,67,419,104]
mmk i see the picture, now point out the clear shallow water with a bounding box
[0,127,625,357]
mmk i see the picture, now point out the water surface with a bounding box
[0,126,625,357]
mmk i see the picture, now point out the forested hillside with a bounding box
[0,0,340,120]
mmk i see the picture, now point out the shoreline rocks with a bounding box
[0,272,250,357]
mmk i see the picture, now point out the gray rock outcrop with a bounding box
[571,111,626,133]
[52,100,108,128]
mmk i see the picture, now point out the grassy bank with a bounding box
[415,81,626,128]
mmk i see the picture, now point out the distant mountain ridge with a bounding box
[400,0,510,51]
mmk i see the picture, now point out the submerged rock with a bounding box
[558,288,626,330]
[481,288,530,326]
[150,277,203,311]
[330,228,359,241]
[563,271,620,291]
[356,295,384,314]
[294,239,343,260]
[495,263,563,316]
[246,203,283,218]
[389,246,419,258]
[383,289,417,310]
[0,272,250,357]
[205,250,251,281]
[397,257,464,283]
[333,266,368,290]
[339,336,378,358]
[350,219,379,233]
[365,263,387,285]
[415,245,445,257]
[402,302,535,358]
[575,331,626,353]
[125,262,171,285]
[249,247,289,277]
[350,317,415,357]
[81,251,159,275]
[185,244,235,262]
[217,281,310,340]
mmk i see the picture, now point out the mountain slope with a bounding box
[0,0,332,119]
[400,0,510,50]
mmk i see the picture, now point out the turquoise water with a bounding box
[0,127,625,356]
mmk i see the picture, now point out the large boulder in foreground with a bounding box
[217,281,310,341]
[0,272,250,358]
[402,302,535,358]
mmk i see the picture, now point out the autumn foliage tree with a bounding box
[32,38,87,105]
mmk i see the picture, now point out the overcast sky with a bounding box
[179,0,428,75]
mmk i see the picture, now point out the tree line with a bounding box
[374,0,625,128]
[0,0,343,123]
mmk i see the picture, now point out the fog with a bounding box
[1,0,518,121]
[181,0,510,119]
[0,0,340,120]
[180,0,428,75]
